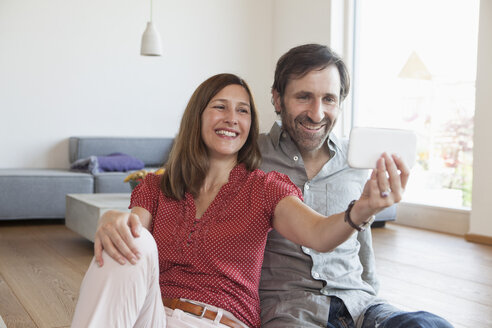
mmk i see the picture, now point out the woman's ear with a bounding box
[272,89,282,114]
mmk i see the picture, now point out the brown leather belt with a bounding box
[162,298,244,328]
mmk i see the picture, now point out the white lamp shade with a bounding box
[140,22,162,56]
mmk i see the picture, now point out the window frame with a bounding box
[333,0,471,234]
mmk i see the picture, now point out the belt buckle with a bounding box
[186,299,207,318]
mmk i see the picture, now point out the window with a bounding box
[352,0,480,208]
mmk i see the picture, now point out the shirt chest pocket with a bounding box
[325,181,364,215]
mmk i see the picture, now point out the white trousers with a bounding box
[71,229,246,328]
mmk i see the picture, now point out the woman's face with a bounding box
[201,84,252,161]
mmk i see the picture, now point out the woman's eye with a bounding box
[213,105,225,110]
[238,108,250,114]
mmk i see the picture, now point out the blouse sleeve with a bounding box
[129,173,161,218]
[261,171,304,218]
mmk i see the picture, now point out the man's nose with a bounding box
[307,99,325,123]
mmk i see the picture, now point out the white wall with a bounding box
[0,0,343,170]
[0,0,274,169]
[469,0,492,238]
[271,0,332,62]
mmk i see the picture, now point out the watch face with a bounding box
[361,215,376,231]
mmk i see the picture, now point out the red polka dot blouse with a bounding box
[130,164,303,328]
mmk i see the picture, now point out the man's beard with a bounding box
[280,104,334,153]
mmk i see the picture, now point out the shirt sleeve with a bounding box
[261,171,304,218]
[129,173,161,217]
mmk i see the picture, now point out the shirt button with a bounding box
[313,272,320,279]
[293,155,299,161]
[305,184,310,190]
[302,246,310,254]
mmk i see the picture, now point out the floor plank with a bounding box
[28,223,93,274]
[378,273,492,328]
[0,224,88,328]
[0,274,36,328]
[373,224,492,328]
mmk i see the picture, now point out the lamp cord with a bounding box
[150,0,153,22]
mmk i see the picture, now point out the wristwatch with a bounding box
[344,200,376,231]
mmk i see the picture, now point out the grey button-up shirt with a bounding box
[259,122,382,328]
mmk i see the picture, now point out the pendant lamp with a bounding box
[141,0,162,56]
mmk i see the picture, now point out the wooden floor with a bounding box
[0,221,491,328]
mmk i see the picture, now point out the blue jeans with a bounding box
[326,297,354,328]
[327,297,454,328]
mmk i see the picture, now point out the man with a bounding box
[258,43,452,327]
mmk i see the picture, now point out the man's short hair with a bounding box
[272,43,350,102]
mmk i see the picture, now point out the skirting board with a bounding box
[465,233,492,246]
[394,202,470,236]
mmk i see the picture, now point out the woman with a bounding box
[72,73,408,328]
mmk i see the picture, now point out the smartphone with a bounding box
[347,127,417,169]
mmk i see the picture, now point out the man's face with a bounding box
[273,65,342,153]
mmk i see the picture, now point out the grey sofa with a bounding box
[0,137,174,220]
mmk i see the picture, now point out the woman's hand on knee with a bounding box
[94,210,143,267]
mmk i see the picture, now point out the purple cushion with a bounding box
[97,153,144,172]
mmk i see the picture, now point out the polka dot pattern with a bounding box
[130,164,302,328]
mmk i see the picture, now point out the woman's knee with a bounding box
[133,228,158,259]
[97,228,158,274]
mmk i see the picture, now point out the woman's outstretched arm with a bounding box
[273,153,409,252]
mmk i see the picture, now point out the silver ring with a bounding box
[381,189,391,198]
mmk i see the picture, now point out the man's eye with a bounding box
[297,95,309,100]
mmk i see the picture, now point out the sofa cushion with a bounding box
[71,153,145,174]
[69,137,174,167]
[93,172,132,193]
[93,166,161,193]
[0,169,93,220]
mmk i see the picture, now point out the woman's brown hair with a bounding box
[160,73,261,200]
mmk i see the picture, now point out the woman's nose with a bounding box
[224,111,238,125]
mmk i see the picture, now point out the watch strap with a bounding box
[344,200,375,232]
